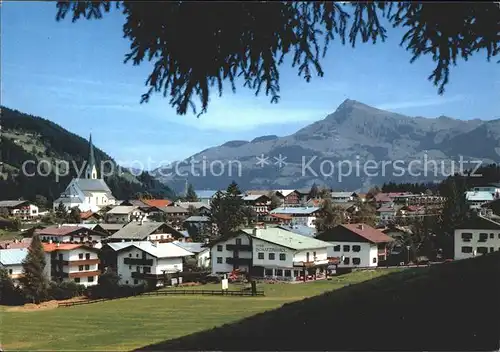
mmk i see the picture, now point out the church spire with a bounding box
[85,134,98,179]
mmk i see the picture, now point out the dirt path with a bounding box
[5,296,89,312]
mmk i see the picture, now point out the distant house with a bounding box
[295,188,312,203]
[105,206,149,223]
[267,213,293,226]
[80,211,102,223]
[159,206,190,223]
[316,223,393,268]
[0,200,39,221]
[195,190,218,205]
[330,192,355,203]
[471,183,500,198]
[0,248,28,285]
[465,191,494,210]
[275,190,301,206]
[35,225,104,244]
[377,205,397,223]
[105,241,194,286]
[173,241,211,269]
[175,202,211,216]
[93,223,125,236]
[0,238,32,250]
[106,221,185,243]
[120,199,150,207]
[142,199,172,208]
[268,206,321,228]
[241,194,270,215]
[454,215,500,260]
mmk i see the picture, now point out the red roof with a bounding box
[341,223,394,243]
[0,238,32,249]
[143,199,172,207]
[270,213,293,220]
[80,211,95,220]
[35,226,87,236]
[42,243,85,252]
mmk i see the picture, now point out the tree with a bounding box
[0,267,24,305]
[226,181,242,196]
[309,183,320,199]
[55,2,498,116]
[354,201,377,227]
[315,197,346,232]
[210,186,246,237]
[242,206,258,226]
[34,195,49,209]
[269,193,282,210]
[366,186,381,199]
[55,202,67,221]
[68,207,81,224]
[185,184,199,202]
[20,235,49,304]
[319,187,331,199]
[186,224,204,243]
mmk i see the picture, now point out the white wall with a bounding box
[294,247,328,263]
[155,257,183,274]
[211,233,252,274]
[46,248,100,287]
[454,228,500,260]
[252,237,294,268]
[326,241,378,267]
[197,249,211,268]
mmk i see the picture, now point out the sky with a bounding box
[2,2,500,169]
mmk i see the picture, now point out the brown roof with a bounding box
[35,226,88,236]
[42,243,97,252]
[270,213,293,220]
[143,199,172,207]
[341,223,394,243]
[0,238,32,249]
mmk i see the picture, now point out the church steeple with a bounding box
[85,134,98,179]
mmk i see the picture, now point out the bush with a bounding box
[48,281,86,300]
[0,269,26,306]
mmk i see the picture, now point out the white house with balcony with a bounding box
[0,248,28,285]
[105,206,149,223]
[454,215,500,260]
[43,243,101,287]
[107,241,194,286]
[330,192,355,203]
[209,226,332,280]
[0,200,39,221]
[268,207,321,228]
[316,223,394,268]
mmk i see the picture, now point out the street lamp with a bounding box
[406,245,411,265]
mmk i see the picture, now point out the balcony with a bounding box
[226,244,252,251]
[225,257,252,265]
[124,257,154,266]
[68,270,100,279]
[131,271,161,280]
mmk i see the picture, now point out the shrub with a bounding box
[48,281,86,300]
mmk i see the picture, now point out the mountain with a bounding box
[155,99,500,192]
[0,106,176,206]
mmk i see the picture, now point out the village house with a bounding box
[241,194,270,216]
[35,225,105,244]
[392,193,445,205]
[195,190,218,205]
[268,206,321,228]
[53,135,116,212]
[79,210,102,223]
[295,188,312,204]
[106,221,185,243]
[471,183,500,198]
[0,200,39,221]
[0,248,28,285]
[377,205,397,223]
[43,243,100,287]
[330,192,355,203]
[183,215,211,235]
[454,215,500,260]
[316,223,393,268]
[105,206,149,223]
[104,241,193,286]
[172,241,211,269]
[159,205,190,224]
[209,226,332,280]
[266,213,293,226]
[174,201,211,216]
[465,191,494,210]
[275,190,301,206]
[92,223,125,236]
[0,237,32,249]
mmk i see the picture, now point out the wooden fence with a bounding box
[142,289,265,297]
[58,298,111,307]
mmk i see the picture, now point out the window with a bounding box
[333,245,341,252]
[353,258,361,265]
[343,245,350,252]
[372,257,377,264]
[129,265,132,270]
[275,269,283,276]
[284,270,291,277]
[236,238,242,245]
[477,247,488,254]
[344,257,350,265]
[217,257,223,264]
[313,251,316,259]
[479,233,488,242]
[461,246,473,253]
[8,269,12,275]
[136,253,139,257]
[258,252,264,259]
[279,253,286,261]
[144,267,151,273]
[79,265,84,271]
[294,270,299,277]
[74,278,80,283]
[134,279,139,285]
[352,245,361,252]
[125,280,129,284]
[85,265,90,270]
[490,233,495,239]
[217,245,223,252]
[136,266,140,272]
[129,253,132,258]
[85,253,90,260]
[461,232,473,242]
[269,253,275,260]
[490,247,495,253]
[88,236,92,241]
[265,269,273,276]
[78,253,84,259]
[88,276,94,282]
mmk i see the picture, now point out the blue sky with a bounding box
[3,2,499,169]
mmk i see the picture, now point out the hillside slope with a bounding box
[137,253,500,351]
[0,106,175,204]
[156,99,500,192]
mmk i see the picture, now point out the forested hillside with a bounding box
[0,106,175,207]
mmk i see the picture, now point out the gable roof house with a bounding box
[174,202,211,216]
[330,192,355,203]
[0,248,28,284]
[242,194,271,215]
[104,241,194,286]
[0,200,39,220]
[35,225,105,245]
[105,206,149,224]
[316,223,394,268]
[268,206,321,228]
[106,221,185,243]
[454,215,500,260]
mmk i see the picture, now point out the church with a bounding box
[53,135,116,212]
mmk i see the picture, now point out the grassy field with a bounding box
[0,269,398,351]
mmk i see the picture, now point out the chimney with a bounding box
[253,227,259,237]
[56,243,60,247]
[58,224,62,228]
[49,239,53,244]
[358,224,364,230]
